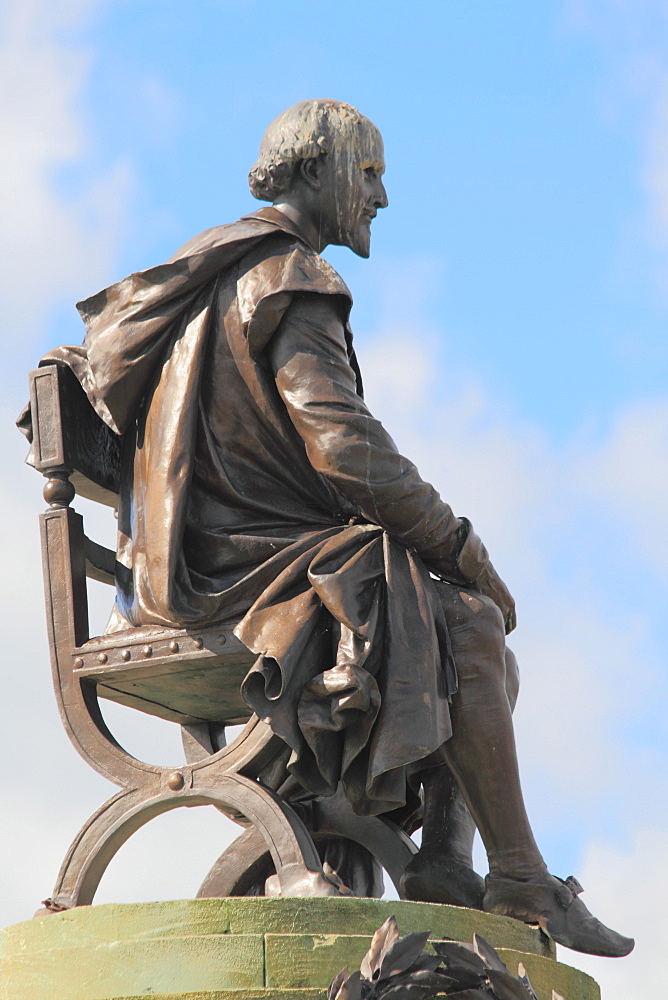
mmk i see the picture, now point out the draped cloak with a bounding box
[22,207,491,818]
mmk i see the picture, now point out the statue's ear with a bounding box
[299,157,321,190]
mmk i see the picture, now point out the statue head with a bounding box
[248,99,388,258]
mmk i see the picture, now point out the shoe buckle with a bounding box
[563,875,584,897]
[554,875,584,908]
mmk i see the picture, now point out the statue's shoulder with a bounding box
[224,218,354,355]
[236,230,352,308]
[167,216,280,262]
[168,214,351,302]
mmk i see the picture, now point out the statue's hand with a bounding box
[474,563,516,634]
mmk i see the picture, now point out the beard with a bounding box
[335,214,371,258]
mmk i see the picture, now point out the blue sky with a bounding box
[43,0,668,433]
[1,2,667,996]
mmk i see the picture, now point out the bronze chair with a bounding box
[29,362,416,910]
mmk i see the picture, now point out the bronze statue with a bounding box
[22,99,633,957]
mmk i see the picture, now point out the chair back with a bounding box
[30,363,255,728]
[30,362,121,507]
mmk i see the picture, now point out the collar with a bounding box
[240,205,318,253]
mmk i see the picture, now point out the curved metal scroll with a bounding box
[37,473,418,909]
[39,500,338,908]
[197,786,417,899]
[51,772,340,908]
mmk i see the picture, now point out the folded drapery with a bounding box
[19,208,492,817]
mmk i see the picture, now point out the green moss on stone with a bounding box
[266,933,371,989]
[0,897,554,961]
[496,948,600,1000]
[224,897,555,958]
[114,993,324,1000]
[0,933,264,1000]
[0,897,601,1000]
[264,931,601,998]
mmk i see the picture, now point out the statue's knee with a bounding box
[438,586,506,675]
[446,590,507,689]
[457,590,505,638]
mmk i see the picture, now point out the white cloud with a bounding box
[0,8,664,991]
[7,312,665,988]
[2,413,243,922]
[0,0,133,355]
[358,318,667,998]
[564,829,668,995]
[5,299,665,1000]
[360,329,554,577]
[575,399,668,578]
[565,0,668,286]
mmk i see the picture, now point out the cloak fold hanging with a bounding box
[20,208,471,816]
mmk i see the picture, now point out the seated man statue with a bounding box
[42,98,632,957]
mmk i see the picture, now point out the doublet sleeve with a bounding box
[268,291,490,583]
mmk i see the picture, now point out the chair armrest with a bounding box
[84,536,115,586]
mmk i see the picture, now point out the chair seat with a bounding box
[75,620,256,725]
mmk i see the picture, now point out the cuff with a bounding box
[456,517,490,583]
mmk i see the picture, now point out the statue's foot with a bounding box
[400,850,485,909]
[483,872,634,957]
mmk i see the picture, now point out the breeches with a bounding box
[436,583,519,712]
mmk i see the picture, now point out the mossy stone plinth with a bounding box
[107,994,324,1000]
[0,897,600,1000]
[264,932,599,999]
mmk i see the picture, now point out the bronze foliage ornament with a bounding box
[327,916,564,1000]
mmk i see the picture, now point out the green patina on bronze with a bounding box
[0,898,600,1000]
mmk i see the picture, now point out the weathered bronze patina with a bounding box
[21,99,633,958]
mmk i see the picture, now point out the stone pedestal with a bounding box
[0,897,600,1000]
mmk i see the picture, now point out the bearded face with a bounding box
[316,124,388,258]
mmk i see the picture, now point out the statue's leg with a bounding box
[402,643,519,908]
[410,586,633,956]
[401,763,484,907]
[434,587,546,881]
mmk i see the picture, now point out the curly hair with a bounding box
[248,99,375,202]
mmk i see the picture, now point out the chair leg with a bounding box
[197,826,271,898]
[197,786,418,900]
[198,828,385,899]
[196,773,345,899]
[312,789,417,896]
[39,503,348,906]
[47,772,343,910]
[51,786,170,908]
